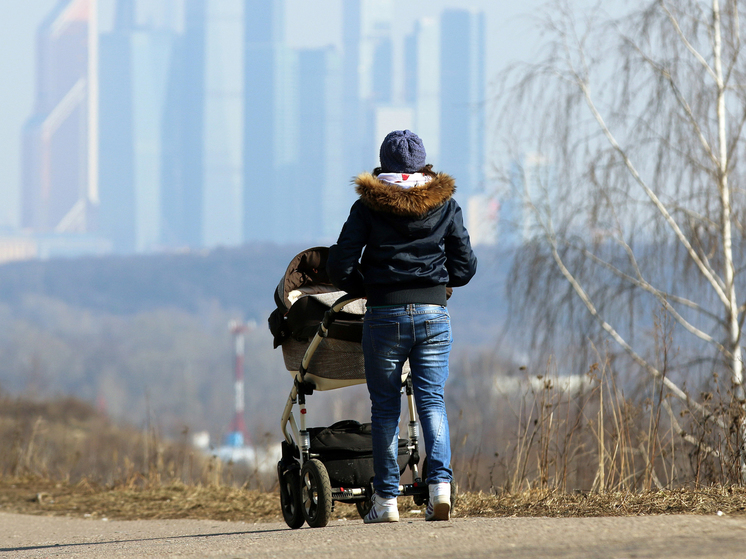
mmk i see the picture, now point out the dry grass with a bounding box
[2,476,746,521]
[0,475,391,522]
[4,348,746,525]
[0,476,280,522]
[450,354,746,493]
[454,487,746,517]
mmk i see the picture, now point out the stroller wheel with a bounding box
[278,461,304,529]
[355,497,373,520]
[412,457,428,506]
[300,459,332,528]
[356,481,374,519]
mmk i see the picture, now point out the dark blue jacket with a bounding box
[327,171,477,306]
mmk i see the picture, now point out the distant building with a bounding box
[201,0,245,247]
[467,193,499,247]
[243,0,291,242]
[26,0,492,253]
[404,17,440,166]
[159,0,207,250]
[161,0,246,250]
[99,0,181,253]
[359,0,393,105]
[0,233,111,264]
[359,0,394,169]
[502,153,553,245]
[98,0,136,252]
[130,21,178,252]
[369,35,393,105]
[100,0,246,252]
[439,9,485,202]
[295,47,349,241]
[22,0,99,234]
[341,0,364,185]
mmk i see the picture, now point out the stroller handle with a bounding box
[329,293,363,313]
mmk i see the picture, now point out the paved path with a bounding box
[2,512,745,558]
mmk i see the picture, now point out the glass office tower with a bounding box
[439,8,485,201]
[23,0,99,234]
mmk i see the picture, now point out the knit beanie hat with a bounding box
[379,130,427,173]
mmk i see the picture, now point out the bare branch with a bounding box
[660,0,718,81]
[562,238,728,343]
[534,199,723,426]
[725,102,746,165]
[575,76,730,308]
[622,35,719,169]
[723,0,742,85]
[662,398,721,458]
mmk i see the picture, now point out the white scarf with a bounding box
[376,172,432,189]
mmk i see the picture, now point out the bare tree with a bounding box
[496,0,746,476]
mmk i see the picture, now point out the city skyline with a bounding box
[0,0,549,260]
[2,0,544,231]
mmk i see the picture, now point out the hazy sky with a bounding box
[0,0,545,230]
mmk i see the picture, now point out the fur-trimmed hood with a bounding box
[355,172,456,217]
[327,170,477,302]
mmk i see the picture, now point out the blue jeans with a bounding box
[362,304,453,498]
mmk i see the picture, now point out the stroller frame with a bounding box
[278,294,430,528]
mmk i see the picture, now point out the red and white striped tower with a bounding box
[228,320,250,445]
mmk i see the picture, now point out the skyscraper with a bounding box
[100,0,246,252]
[99,0,135,252]
[439,8,485,201]
[293,47,349,241]
[243,0,289,242]
[162,0,246,249]
[359,0,395,169]
[22,0,99,234]
[370,36,393,105]
[130,21,177,252]
[341,0,363,184]
[99,0,180,253]
[160,0,206,250]
[358,0,392,104]
[294,48,328,241]
[201,0,245,246]
[404,17,440,166]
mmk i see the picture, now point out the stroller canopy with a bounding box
[272,247,332,314]
[269,247,365,347]
[268,248,366,384]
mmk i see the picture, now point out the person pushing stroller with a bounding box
[327,130,477,523]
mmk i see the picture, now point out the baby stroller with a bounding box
[268,247,430,528]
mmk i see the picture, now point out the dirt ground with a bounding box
[3,512,746,558]
[3,477,746,522]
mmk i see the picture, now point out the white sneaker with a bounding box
[425,482,451,521]
[363,494,399,524]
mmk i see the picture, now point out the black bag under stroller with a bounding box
[269,247,430,528]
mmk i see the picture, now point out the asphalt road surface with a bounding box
[2,512,746,558]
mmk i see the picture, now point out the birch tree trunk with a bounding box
[712,0,744,397]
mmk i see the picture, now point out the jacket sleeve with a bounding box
[444,201,477,288]
[327,201,370,296]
